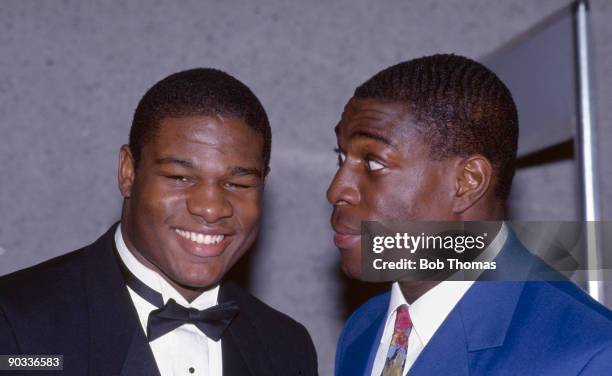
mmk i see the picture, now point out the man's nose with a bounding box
[187,183,233,223]
[326,164,360,206]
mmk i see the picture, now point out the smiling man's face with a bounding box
[119,115,265,298]
[327,98,457,279]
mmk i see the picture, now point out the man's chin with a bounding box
[171,270,224,291]
[339,247,365,280]
[174,279,221,293]
[341,260,364,281]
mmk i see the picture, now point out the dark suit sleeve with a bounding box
[578,345,612,375]
[292,321,318,376]
[0,305,20,354]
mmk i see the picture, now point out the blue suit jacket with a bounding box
[335,230,612,375]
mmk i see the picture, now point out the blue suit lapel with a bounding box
[342,312,386,376]
[337,293,389,376]
[460,229,529,352]
[409,229,529,375]
[407,280,525,376]
[407,307,469,376]
[459,281,524,352]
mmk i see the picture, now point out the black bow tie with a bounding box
[147,298,239,342]
[115,251,239,342]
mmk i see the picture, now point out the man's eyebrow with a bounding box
[351,130,396,149]
[229,166,262,177]
[155,157,196,169]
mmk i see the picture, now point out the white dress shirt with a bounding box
[115,225,222,376]
[370,224,508,376]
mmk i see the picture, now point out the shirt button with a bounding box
[189,367,195,374]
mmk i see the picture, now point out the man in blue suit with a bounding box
[328,54,612,375]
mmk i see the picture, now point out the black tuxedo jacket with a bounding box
[0,225,318,375]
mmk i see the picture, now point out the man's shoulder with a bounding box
[511,279,612,361]
[343,291,389,332]
[464,280,612,373]
[338,291,389,348]
[334,291,389,375]
[0,246,91,304]
[221,281,310,335]
[0,227,114,316]
[524,279,612,328]
[0,238,108,356]
[494,231,612,341]
[221,281,318,373]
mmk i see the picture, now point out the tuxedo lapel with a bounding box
[222,325,253,375]
[120,326,161,376]
[84,224,158,375]
[219,282,275,376]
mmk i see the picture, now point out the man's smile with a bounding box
[174,229,226,245]
[172,227,235,257]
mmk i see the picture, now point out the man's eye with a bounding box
[366,160,385,171]
[168,176,190,183]
[224,182,251,189]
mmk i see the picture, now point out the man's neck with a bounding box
[398,281,441,304]
[398,221,503,304]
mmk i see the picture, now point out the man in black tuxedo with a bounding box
[0,69,318,375]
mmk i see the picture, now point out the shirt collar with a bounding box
[114,224,219,310]
[386,222,509,347]
[450,222,509,281]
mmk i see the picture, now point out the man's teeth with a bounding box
[175,229,225,245]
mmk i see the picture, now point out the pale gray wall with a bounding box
[2,1,611,374]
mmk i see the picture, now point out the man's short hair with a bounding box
[130,68,271,170]
[354,54,518,200]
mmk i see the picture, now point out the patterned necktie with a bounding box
[381,304,412,376]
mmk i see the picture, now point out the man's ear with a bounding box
[452,155,493,214]
[118,145,136,198]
